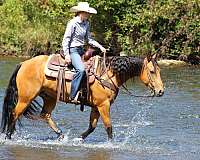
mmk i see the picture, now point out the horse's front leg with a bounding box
[40,97,64,140]
[80,107,100,140]
[40,113,64,140]
[98,101,113,140]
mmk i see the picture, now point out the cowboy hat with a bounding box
[70,2,97,14]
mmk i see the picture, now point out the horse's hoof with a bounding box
[57,134,64,141]
[5,135,11,140]
[56,129,64,141]
[108,138,113,142]
[5,136,11,140]
[73,137,84,144]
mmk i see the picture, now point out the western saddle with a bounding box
[44,53,100,109]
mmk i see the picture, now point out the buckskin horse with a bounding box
[0,54,164,140]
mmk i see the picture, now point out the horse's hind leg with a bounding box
[40,96,64,140]
[80,107,100,140]
[6,99,31,139]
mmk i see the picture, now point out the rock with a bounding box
[158,59,187,67]
[178,54,188,61]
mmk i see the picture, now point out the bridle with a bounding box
[93,56,158,98]
[146,67,156,93]
[120,59,157,98]
[144,60,158,96]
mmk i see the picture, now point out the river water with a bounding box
[0,56,200,160]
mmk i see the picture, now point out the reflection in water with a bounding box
[5,146,114,160]
[82,151,112,160]
[8,147,61,160]
[5,145,140,160]
[0,57,200,160]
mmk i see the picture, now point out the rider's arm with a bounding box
[62,20,74,56]
[86,23,106,52]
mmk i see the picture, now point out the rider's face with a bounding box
[81,12,90,21]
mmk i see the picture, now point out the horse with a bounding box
[0,54,164,140]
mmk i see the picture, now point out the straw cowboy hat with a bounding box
[70,2,97,14]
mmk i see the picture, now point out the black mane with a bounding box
[105,56,144,82]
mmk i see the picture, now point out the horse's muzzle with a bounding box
[151,89,164,97]
[155,90,164,97]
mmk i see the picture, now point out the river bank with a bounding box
[0,53,199,67]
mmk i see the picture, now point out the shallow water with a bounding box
[0,56,200,160]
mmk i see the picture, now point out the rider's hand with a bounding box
[100,47,107,53]
[65,54,71,64]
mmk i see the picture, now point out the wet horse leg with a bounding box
[6,100,30,139]
[40,96,64,140]
[80,107,100,140]
[98,101,113,140]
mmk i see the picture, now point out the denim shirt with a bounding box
[62,16,103,56]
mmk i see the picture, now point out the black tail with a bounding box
[0,64,21,133]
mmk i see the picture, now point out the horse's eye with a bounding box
[150,70,155,74]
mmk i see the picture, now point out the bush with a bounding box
[0,0,199,58]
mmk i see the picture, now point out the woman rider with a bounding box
[62,2,106,103]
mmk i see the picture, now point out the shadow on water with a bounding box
[0,57,200,160]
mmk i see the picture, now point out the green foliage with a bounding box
[0,0,199,58]
[95,0,200,57]
[0,0,74,56]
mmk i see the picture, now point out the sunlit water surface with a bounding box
[0,56,200,160]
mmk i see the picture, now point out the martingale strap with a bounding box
[94,75,118,93]
[101,79,118,92]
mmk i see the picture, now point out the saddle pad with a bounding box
[44,54,96,83]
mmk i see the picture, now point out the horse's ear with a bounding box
[152,54,158,61]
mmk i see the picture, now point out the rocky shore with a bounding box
[158,59,187,67]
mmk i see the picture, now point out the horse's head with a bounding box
[140,54,164,97]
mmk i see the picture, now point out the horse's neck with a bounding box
[114,59,144,87]
[95,56,144,87]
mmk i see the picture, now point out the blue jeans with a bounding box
[70,47,86,99]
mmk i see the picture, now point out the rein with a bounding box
[102,52,119,93]
[121,84,154,98]
[89,53,119,102]
[93,71,119,93]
